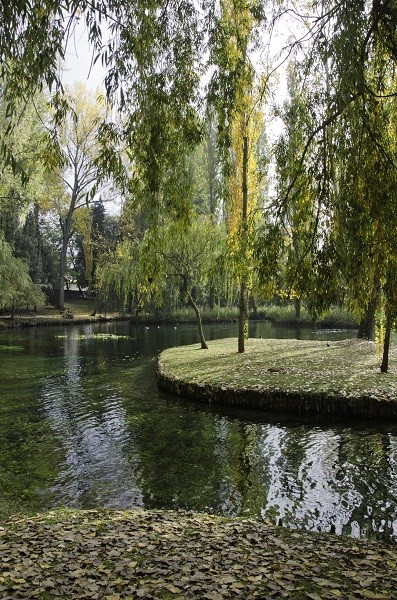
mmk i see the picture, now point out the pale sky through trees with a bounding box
[61,19,105,90]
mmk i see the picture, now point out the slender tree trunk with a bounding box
[59,213,73,311]
[206,112,217,219]
[380,316,392,373]
[238,132,249,353]
[206,114,218,313]
[186,290,208,350]
[357,295,377,340]
[238,281,249,353]
[59,235,67,311]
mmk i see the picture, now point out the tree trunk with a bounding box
[186,290,208,350]
[380,316,392,373]
[207,114,217,219]
[59,233,68,311]
[59,214,73,311]
[238,280,249,353]
[238,132,249,354]
[357,296,377,340]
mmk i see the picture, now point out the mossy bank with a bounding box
[1,508,397,599]
[157,338,397,419]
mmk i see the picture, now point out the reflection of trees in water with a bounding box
[32,323,397,540]
[40,331,142,508]
[338,431,397,539]
[387,436,397,537]
[0,393,59,518]
[131,406,225,511]
[212,421,263,515]
[251,424,397,539]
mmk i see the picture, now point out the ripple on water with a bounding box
[2,321,397,540]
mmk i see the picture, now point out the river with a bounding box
[0,319,396,541]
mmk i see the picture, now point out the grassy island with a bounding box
[157,338,397,419]
[0,508,396,599]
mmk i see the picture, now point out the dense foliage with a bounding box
[0,0,396,366]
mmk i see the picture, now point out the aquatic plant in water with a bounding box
[0,345,24,352]
[55,334,130,340]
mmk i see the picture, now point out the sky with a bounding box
[61,20,105,90]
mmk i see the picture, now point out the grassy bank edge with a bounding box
[157,338,397,420]
[0,302,358,330]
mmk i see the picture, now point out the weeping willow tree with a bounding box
[268,62,319,319]
[0,236,45,316]
[314,0,397,370]
[267,0,397,372]
[98,216,227,349]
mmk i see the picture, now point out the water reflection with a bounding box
[0,320,397,541]
[40,329,142,508]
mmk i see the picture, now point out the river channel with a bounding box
[0,319,396,541]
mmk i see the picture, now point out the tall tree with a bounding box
[270,63,319,319]
[14,204,44,283]
[52,83,107,310]
[209,0,265,352]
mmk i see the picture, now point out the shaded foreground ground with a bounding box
[157,338,397,418]
[0,508,396,599]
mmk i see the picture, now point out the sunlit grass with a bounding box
[159,337,397,402]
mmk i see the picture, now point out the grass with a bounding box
[158,337,397,418]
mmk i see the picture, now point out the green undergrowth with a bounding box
[0,345,24,352]
[0,507,396,599]
[139,304,358,327]
[158,338,397,417]
[259,304,359,328]
[0,300,358,330]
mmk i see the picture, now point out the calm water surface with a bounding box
[1,320,397,541]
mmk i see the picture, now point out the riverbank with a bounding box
[0,302,358,330]
[157,338,397,419]
[0,508,396,599]
[0,303,123,330]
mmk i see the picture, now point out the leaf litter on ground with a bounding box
[0,508,396,598]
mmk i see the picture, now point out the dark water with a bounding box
[1,319,396,541]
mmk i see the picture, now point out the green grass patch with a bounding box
[158,338,397,415]
[0,345,24,352]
